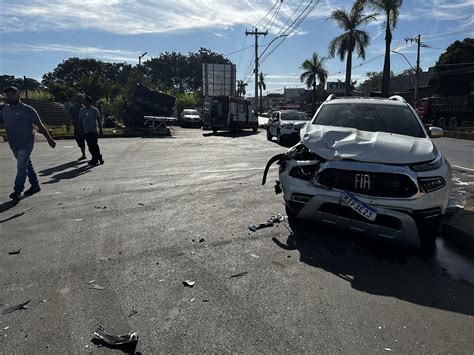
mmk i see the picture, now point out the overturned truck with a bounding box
[124,84,176,128]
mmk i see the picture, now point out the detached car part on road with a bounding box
[263,95,452,248]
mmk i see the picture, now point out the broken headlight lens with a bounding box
[418,177,446,193]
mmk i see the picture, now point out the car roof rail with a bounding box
[388,95,407,103]
[325,94,336,101]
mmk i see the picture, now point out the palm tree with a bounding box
[358,0,403,96]
[258,73,266,114]
[236,80,247,97]
[300,52,328,113]
[328,2,376,96]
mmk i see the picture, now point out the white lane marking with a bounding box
[452,165,474,173]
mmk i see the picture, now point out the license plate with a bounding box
[342,191,378,221]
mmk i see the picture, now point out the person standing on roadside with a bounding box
[0,86,56,202]
[80,95,104,165]
[67,93,87,160]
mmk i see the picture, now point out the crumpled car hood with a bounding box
[300,124,435,164]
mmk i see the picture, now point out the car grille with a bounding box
[317,168,419,198]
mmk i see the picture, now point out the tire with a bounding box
[252,127,258,133]
[437,117,446,127]
[266,128,272,141]
[212,128,217,134]
[448,117,458,127]
[277,130,285,145]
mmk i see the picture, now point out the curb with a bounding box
[444,130,474,141]
[442,209,474,252]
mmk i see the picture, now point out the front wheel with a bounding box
[437,117,446,127]
[266,129,272,140]
[277,130,285,145]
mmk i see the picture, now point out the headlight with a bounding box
[418,177,446,192]
[281,123,293,129]
[409,151,443,172]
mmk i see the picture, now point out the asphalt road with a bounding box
[1,128,473,354]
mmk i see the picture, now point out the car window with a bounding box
[312,103,426,138]
[183,110,198,115]
[281,111,308,121]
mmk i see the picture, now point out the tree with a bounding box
[429,38,474,96]
[328,2,376,96]
[357,70,395,95]
[300,52,328,112]
[359,0,403,97]
[237,80,248,97]
[258,73,266,114]
[0,75,42,92]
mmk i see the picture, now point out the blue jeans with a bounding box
[12,147,38,193]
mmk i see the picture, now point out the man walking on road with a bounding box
[67,94,87,160]
[80,95,104,165]
[0,86,56,202]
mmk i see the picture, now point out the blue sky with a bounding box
[0,0,473,94]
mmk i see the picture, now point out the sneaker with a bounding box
[88,160,99,165]
[9,191,21,202]
[99,158,104,165]
[24,185,41,196]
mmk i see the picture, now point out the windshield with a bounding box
[313,103,426,138]
[183,110,199,115]
[281,111,308,121]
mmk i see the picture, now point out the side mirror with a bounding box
[429,126,444,138]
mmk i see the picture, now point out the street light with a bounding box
[138,52,148,66]
[392,49,419,104]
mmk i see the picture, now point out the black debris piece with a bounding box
[249,214,286,232]
[230,271,248,279]
[183,280,196,288]
[199,238,205,243]
[2,300,31,315]
[8,248,22,255]
[128,308,138,317]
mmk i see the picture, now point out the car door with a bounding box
[269,112,277,135]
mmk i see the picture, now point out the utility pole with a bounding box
[245,28,267,114]
[23,75,28,99]
[405,35,421,105]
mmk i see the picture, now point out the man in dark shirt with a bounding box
[67,94,87,160]
[79,95,104,165]
[0,86,56,202]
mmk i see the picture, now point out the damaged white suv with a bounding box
[263,95,452,247]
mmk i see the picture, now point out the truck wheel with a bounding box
[266,129,272,141]
[448,117,458,127]
[437,117,446,127]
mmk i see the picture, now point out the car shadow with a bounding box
[272,217,474,316]
[38,160,87,176]
[202,130,260,138]
[43,164,95,184]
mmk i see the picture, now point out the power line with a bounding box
[254,0,280,29]
[422,27,474,39]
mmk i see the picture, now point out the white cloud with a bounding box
[3,43,140,62]
[0,0,323,35]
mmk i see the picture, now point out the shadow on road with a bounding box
[39,160,87,176]
[272,217,474,316]
[90,338,140,355]
[0,200,19,214]
[43,164,94,184]
[202,130,260,138]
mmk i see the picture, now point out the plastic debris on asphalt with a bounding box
[2,300,31,315]
[183,280,196,288]
[90,285,104,290]
[8,248,22,255]
[92,325,138,347]
[128,307,138,317]
[248,214,286,232]
[230,271,248,278]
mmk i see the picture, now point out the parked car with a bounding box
[262,95,451,248]
[266,110,310,145]
[179,109,202,127]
